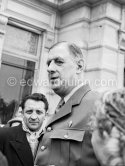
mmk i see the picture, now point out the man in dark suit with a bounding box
[0,93,48,166]
[35,41,101,166]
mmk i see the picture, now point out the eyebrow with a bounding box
[25,109,33,112]
[47,57,64,65]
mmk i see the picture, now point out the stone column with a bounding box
[87,1,122,91]
[0,14,8,68]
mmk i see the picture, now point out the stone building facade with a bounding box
[0,0,125,120]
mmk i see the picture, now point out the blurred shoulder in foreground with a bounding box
[92,88,125,166]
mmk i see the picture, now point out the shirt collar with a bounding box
[64,83,84,103]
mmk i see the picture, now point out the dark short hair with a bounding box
[21,93,48,111]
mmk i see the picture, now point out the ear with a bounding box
[76,59,84,74]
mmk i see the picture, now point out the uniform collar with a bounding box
[64,83,84,103]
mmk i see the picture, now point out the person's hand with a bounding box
[0,151,8,166]
[92,127,122,166]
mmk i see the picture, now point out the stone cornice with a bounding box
[39,0,125,12]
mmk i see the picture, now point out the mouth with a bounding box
[29,122,39,125]
[49,76,59,82]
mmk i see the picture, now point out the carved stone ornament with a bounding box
[0,14,8,34]
[118,30,125,51]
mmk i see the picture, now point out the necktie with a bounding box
[55,98,65,113]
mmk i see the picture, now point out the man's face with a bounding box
[47,45,78,96]
[23,99,46,131]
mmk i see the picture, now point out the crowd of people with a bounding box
[0,41,124,166]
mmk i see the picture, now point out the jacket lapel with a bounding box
[71,84,91,105]
[47,100,72,126]
[47,84,91,126]
[9,125,33,166]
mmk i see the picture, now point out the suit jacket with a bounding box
[0,124,33,166]
[35,84,101,166]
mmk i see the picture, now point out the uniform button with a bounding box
[64,134,68,139]
[47,127,52,132]
[41,146,46,151]
[68,120,73,127]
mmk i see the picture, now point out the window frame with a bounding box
[2,20,44,70]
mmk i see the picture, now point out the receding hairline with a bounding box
[49,41,69,51]
[49,41,84,59]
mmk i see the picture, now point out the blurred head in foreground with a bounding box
[92,89,125,166]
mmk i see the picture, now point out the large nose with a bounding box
[47,60,56,73]
[30,112,37,120]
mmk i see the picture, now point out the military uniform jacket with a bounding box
[0,124,33,166]
[35,84,101,166]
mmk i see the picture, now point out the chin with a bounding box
[29,125,38,131]
[30,128,38,131]
[51,85,60,91]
